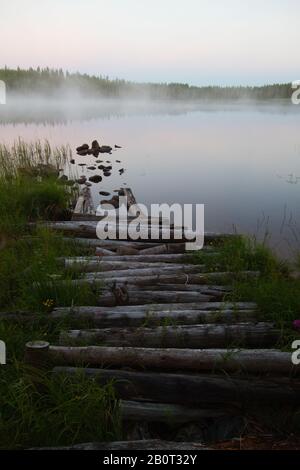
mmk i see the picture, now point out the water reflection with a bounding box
[0,100,300,257]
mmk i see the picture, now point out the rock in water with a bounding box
[70,159,75,164]
[76,176,87,185]
[92,140,100,149]
[87,166,96,170]
[76,144,89,152]
[89,175,102,183]
[99,145,112,153]
[115,144,122,148]
[99,191,110,196]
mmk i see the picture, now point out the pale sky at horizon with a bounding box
[0,0,299,86]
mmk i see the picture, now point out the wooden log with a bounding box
[94,252,192,263]
[139,244,168,255]
[41,221,237,243]
[138,244,187,255]
[53,302,256,316]
[116,246,139,255]
[64,259,205,273]
[101,283,230,297]
[53,305,256,327]
[82,271,259,285]
[40,221,188,240]
[58,322,278,348]
[70,301,256,312]
[95,248,116,257]
[97,289,215,306]
[140,243,213,254]
[50,272,258,290]
[50,345,296,376]
[133,284,230,293]
[84,266,206,278]
[24,341,50,369]
[30,439,210,450]
[120,400,232,422]
[52,367,300,405]
[73,187,94,216]
[63,238,160,250]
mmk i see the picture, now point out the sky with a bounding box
[0,0,299,86]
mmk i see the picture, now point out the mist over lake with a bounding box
[1,98,300,257]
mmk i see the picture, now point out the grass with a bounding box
[0,139,77,236]
[0,228,99,311]
[193,235,300,348]
[0,365,121,449]
[0,140,121,449]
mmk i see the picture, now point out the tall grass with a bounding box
[193,236,300,347]
[0,140,78,236]
[0,364,121,449]
[192,235,288,276]
[0,139,71,178]
[0,228,99,311]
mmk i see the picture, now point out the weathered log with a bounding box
[40,221,237,243]
[52,272,258,291]
[53,305,256,327]
[73,187,94,216]
[138,244,189,255]
[63,259,205,273]
[63,238,159,250]
[95,248,116,257]
[84,266,206,278]
[120,400,232,422]
[58,322,278,348]
[83,271,259,285]
[74,301,255,311]
[30,439,210,450]
[116,246,139,255]
[52,367,300,405]
[133,284,230,293]
[24,341,50,369]
[49,345,296,376]
[40,221,188,240]
[53,301,256,319]
[94,252,192,263]
[97,289,215,306]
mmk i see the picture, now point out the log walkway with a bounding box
[25,188,299,449]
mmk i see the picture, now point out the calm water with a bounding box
[1,100,300,257]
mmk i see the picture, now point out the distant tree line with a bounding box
[0,66,292,100]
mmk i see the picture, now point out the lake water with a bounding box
[1,99,300,257]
